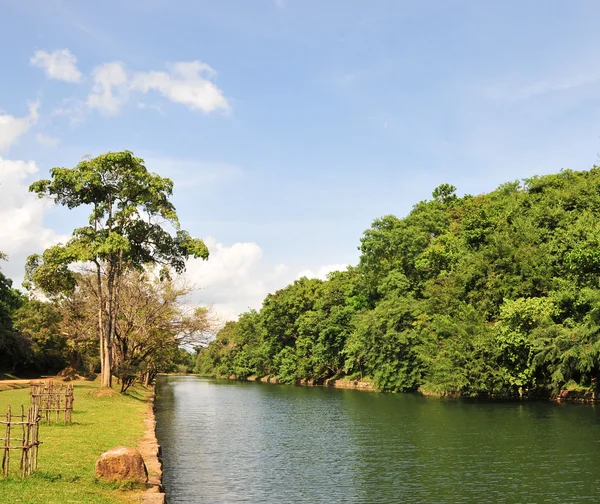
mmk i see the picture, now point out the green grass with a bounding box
[0,380,151,504]
[0,383,30,393]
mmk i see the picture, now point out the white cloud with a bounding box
[184,237,275,321]
[35,133,60,148]
[0,157,67,284]
[30,49,82,83]
[87,62,128,115]
[84,60,230,115]
[296,264,348,280]
[274,264,288,276]
[183,238,349,322]
[131,61,230,113]
[0,102,39,151]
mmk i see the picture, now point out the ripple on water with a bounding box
[155,376,600,504]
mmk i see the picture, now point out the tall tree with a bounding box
[26,151,209,387]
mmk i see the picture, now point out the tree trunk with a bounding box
[102,316,113,388]
[68,349,80,370]
[101,259,117,389]
[95,257,113,388]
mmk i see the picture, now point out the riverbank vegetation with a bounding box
[197,167,600,399]
[0,151,210,390]
[0,380,150,503]
[1,265,200,388]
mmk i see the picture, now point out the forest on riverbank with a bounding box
[198,167,600,398]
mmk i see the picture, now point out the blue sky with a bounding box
[2,0,600,319]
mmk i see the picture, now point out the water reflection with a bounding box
[156,376,600,503]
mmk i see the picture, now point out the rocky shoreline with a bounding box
[245,375,377,391]
[139,387,165,504]
[238,375,600,404]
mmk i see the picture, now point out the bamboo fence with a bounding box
[30,381,74,424]
[0,404,41,478]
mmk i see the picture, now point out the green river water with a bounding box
[155,376,600,503]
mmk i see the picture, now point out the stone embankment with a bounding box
[223,375,600,403]
[139,388,165,504]
[246,375,376,391]
[555,389,597,403]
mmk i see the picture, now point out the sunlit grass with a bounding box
[0,380,150,503]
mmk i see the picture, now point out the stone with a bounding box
[95,446,148,483]
[142,494,165,504]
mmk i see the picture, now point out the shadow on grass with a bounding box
[39,421,89,428]
[84,476,148,492]
[122,387,151,402]
[75,382,101,391]
[0,383,30,393]
[33,471,66,482]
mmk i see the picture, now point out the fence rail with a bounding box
[30,381,74,424]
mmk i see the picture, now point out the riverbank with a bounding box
[0,379,157,503]
[139,387,165,504]
[244,374,377,391]
[223,374,600,404]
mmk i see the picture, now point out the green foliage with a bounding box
[26,151,209,387]
[26,151,209,296]
[432,183,457,204]
[198,165,600,397]
[13,299,66,371]
[344,293,423,391]
[0,270,28,370]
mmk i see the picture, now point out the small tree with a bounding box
[26,151,209,387]
[114,270,215,392]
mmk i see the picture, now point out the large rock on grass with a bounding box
[95,446,148,483]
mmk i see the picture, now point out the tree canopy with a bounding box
[25,151,209,387]
[197,166,600,398]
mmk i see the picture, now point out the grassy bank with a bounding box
[0,380,151,504]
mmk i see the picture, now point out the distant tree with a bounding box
[114,270,215,392]
[26,151,209,387]
[0,262,27,371]
[13,299,65,371]
[432,183,457,204]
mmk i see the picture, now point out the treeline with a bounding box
[198,167,600,397]
[0,268,199,388]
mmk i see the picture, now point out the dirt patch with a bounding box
[57,367,96,381]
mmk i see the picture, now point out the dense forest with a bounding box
[197,167,600,398]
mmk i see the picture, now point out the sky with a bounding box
[2,0,600,320]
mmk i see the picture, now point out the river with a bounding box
[155,375,600,503]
